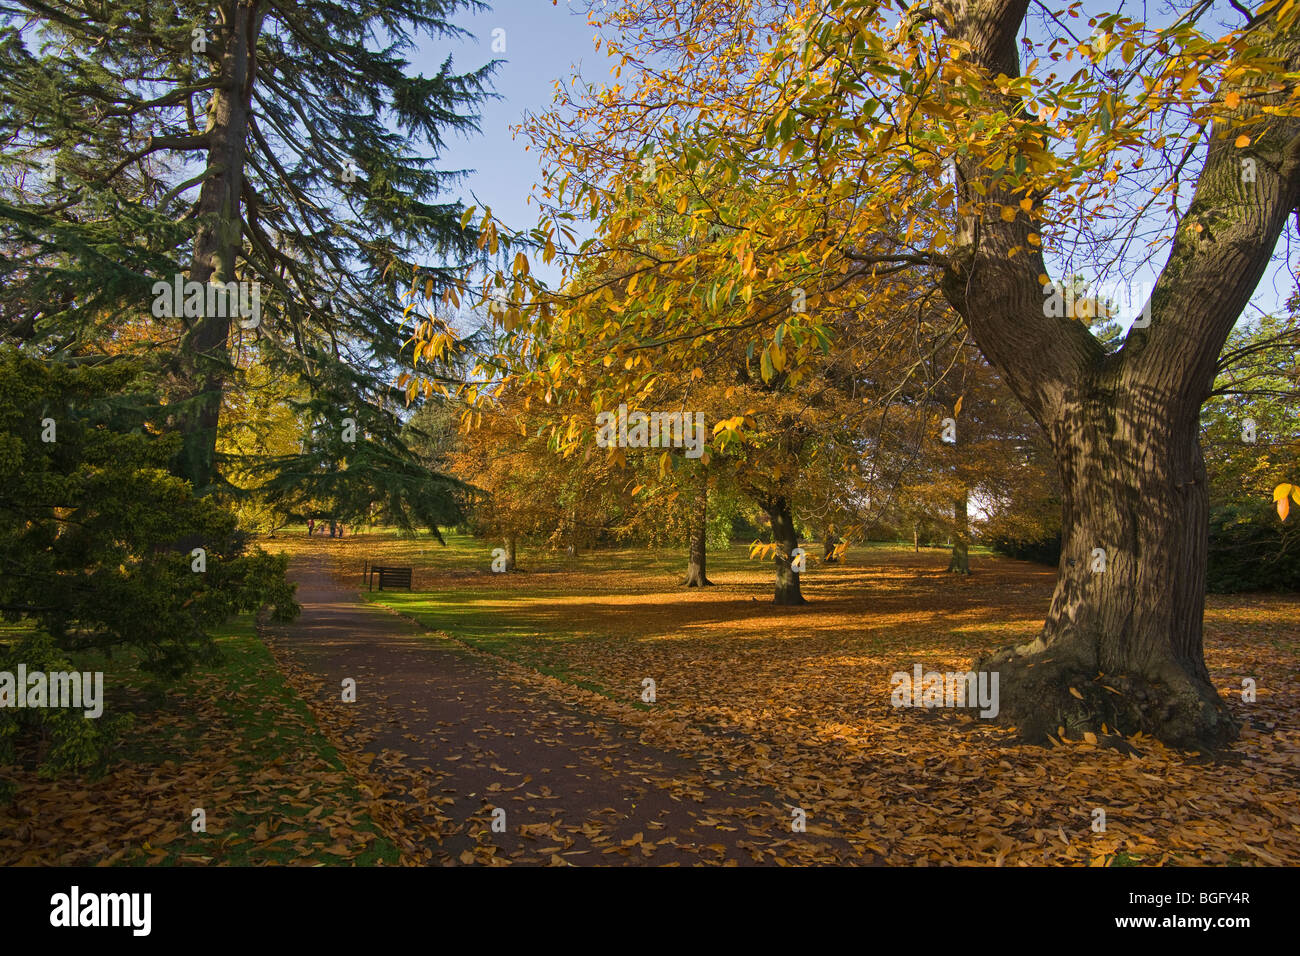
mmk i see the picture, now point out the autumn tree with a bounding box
[447,388,640,569]
[891,317,1061,575]
[427,0,1300,747]
[923,0,1300,747]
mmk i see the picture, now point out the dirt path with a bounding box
[261,556,860,865]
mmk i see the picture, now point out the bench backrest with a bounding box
[376,566,412,589]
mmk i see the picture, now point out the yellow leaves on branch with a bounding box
[1274,484,1300,520]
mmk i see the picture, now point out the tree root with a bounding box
[971,641,1239,751]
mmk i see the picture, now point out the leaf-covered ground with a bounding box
[259,557,866,865]
[0,616,401,866]
[272,529,1300,866]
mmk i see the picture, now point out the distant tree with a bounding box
[1201,312,1300,590]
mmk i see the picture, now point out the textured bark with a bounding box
[936,0,1300,747]
[682,473,712,587]
[177,2,263,491]
[947,496,970,574]
[762,497,807,605]
[974,389,1224,746]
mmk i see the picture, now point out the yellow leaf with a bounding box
[953,395,963,416]
[1272,483,1292,501]
[1026,233,1041,246]
[1225,91,1241,109]
[425,277,434,300]
[1019,198,1033,212]
[1000,205,1017,222]
[1235,134,1251,148]
[1083,732,1098,744]
[1068,687,1084,700]
[1279,496,1291,521]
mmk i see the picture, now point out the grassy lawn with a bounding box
[0,615,401,866]
[261,528,1300,866]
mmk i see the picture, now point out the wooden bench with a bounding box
[363,560,413,591]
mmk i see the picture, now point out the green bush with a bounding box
[0,633,134,798]
[1207,502,1300,593]
[989,532,1062,567]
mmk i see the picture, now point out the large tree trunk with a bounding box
[682,473,713,587]
[762,497,807,605]
[175,4,262,492]
[936,0,1300,747]
[947,495,970,574]
[976,389,1229,747]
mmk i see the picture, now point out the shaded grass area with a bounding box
[0,615,401,866]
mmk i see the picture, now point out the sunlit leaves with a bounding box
[1274,483,1300,520]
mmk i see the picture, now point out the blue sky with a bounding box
[408,0,1296,331]
[414,0,607,276]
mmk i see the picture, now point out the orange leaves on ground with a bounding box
[329,533,1300,867]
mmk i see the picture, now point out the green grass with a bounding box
[365,589,627,701]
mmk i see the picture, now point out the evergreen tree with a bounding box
[0,348,298,676]
[0,1,496,513]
